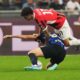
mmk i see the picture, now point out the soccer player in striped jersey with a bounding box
[3,33,66,70]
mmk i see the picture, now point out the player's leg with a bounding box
[24,47,43,70]
[28,48,43,65]
[47,59,58,70]
[40,44,60,70]
[68,37,80,46]
[24,43,54,70]
[54,19,80,46]
[41,44,61,70]
[47,45,66,70]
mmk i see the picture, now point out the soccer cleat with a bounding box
[24,65,42,70]
[47,63,58,70]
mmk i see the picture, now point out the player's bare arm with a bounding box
[3,34,39,40]
[43,28,50,37]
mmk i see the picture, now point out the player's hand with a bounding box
[36,32,46,44]
[32,34,39,38]
[3,35,12,39]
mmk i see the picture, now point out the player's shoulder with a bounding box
[33,8,42,12]
[33,8,42,15]
[33,8,46,18]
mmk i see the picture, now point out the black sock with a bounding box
[28,53,37,65]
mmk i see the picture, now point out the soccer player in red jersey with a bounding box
[21,7,80,47]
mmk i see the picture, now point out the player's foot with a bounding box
[24,65,42,70]
[47,63,58,70]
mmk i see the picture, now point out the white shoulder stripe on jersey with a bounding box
[47,20,56,24]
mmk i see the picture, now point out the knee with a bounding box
[63,40,70,46]
[27,48,43,57]
[28,51,34,55]
[28,50,38,57]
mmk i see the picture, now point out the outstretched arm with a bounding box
[3,34,39,40]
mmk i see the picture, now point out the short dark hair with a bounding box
[21,7,33,17]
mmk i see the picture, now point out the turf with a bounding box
[0,55,80,80]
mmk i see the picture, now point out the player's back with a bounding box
[33,8,66,29]
[34,8,58,21]
[48,34,64,48]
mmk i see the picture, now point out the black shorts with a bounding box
[40,43,66,64]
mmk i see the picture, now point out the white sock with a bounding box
[69,37,80,46]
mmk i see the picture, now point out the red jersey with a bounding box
[33,8,66,30]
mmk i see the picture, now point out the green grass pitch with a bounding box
[0,55,80,80]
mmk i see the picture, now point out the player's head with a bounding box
[21,7,33,21]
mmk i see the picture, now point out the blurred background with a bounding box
[0,0,79,10]
[0,0,80,55]
[0,1,80,80]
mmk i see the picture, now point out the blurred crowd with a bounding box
[0,0,80,14]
